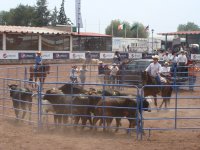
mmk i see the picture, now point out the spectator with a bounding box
[160,62,171,78]
[79,64,88,87]
[70,65,79,83]
[177,50,188,77]
[162,51,171,62]
[188,61,200,91]
[110,63,119,89]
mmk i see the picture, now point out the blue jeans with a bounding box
[155,75,161,85]
[189,76,196,90]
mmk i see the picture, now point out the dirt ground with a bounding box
[0,63,200,150]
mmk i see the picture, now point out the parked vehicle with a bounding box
[121,59,188,86]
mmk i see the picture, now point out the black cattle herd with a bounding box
[7,83,152,134]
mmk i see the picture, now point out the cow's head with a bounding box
[142,96,153,112]
[8,84,18,97]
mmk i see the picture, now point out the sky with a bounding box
[1,0,200,36]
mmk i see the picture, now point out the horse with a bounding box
[29,63,50,88]
[141,71,173,110]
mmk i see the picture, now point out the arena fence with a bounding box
[0,64,200,140]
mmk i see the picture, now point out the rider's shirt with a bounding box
[145,62,162,77]
[35,56,42,65]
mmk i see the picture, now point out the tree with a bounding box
[57,0,73,25]
[105,19,148,38]
[0,5,35,26]
[0,11,10,25]
[50,7,58,26]
[33,0,50,26]
[177,22,200,31]
[57,0,67,25]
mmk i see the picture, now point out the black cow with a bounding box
[72,93,101,129]
[8,84,32,122]
[93,97,151,133]
[58,83,88,95]
[43,88,71,125]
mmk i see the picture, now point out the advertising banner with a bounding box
[42,52,53,59]
[53,53,69,59]
[90,52,100,59]
[100,53,114,59]
[191,54,200,60]
[128,53,142,59]
[70,53,85,59]
[0,51,18,59]
[19,53,35,59]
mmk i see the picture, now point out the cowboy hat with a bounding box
[98,61,103,64]
[112,63,117,66]
[152,55,159,59]
[36,51,42,54]
[164,62,169,65]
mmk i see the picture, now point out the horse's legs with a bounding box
[153,96,158,108]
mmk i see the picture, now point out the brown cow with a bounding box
[93,97,151,133]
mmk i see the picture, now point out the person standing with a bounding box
[188,61,200,91]
[160,62,171,78]
[70,65,79,83]
[79,64,88,87]
[177,50,188,77]
[110,63,119,89]
[145,55,162,85]
[162,51,171,62]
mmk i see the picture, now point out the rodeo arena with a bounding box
[0,25,200,143]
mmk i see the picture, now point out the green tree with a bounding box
[177,22,200,31]
[0,11,10,25]
[51,7,58,26]
[57,0,67,25]
[33,0,50,26]
[57,0,72,25]
[105,19,148,38]
[0,5,35,26]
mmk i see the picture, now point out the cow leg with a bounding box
[54,115,59,127]
[93,117,100,131]
[74,116,80,129]
[115,118,121,132]
[105,118,113,132]
[81,117,87,130]
[12,99,20,120]
[21,102,27,120]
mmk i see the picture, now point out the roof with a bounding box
[0,25,70,34]
[72,32,112,37]
[158,31,200,36]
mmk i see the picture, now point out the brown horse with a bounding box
[29,64,50,87]
[141,71,173,110]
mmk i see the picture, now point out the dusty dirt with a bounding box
[0,63,200,150]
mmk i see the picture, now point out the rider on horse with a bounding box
[145,55,162,86]
[34,51,43,72]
